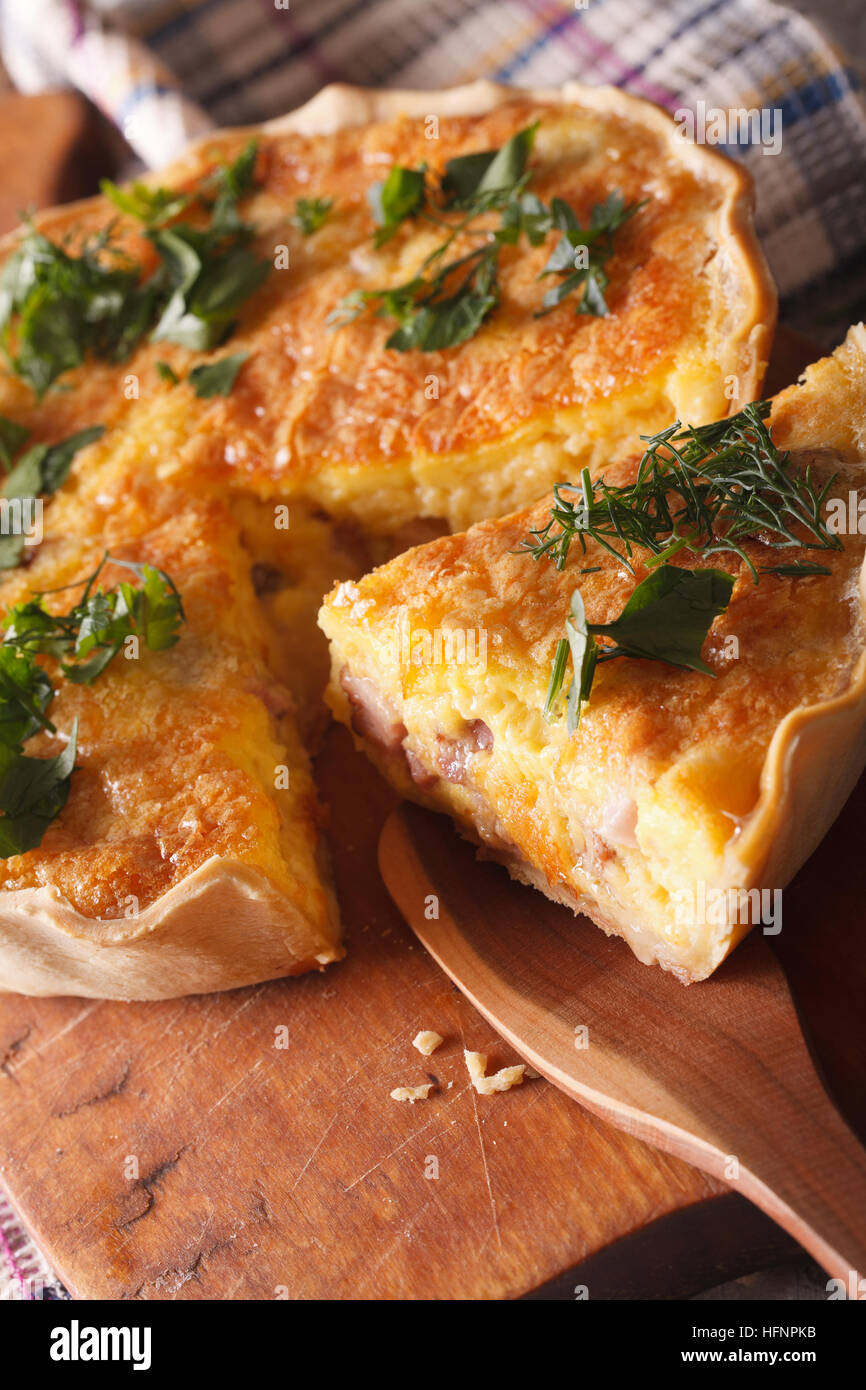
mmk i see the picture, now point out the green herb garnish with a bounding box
[536,192,644,317]
[156,360,179,385]
[188,351,248,398]
[292,197,334,237]
[532,402,841,731]
[101,180,191,226]
[1,144,268,395]
[331,123,641,351]
[0,556,184,855]
[523,402,841,582]
[0,426,104,570]
[0,416,30,468]
[545,566,735,731]
[368,167,426,246]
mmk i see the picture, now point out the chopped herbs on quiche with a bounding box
[0,557,185,856]
[0,143,269,397]
[532,402,840,730]
[188,351,249,398]
[292,197,334,236]
[331,122,643,350]
[0,425,105,570]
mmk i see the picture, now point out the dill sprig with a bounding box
[521,401,841,583]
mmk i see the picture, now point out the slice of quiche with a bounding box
[320,327,866,983]
[0,490,341,999]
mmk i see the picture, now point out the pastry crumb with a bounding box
[412,1029,444,1056]
[390,1084,434,1104]
[525,1066,541,1080]
[464,1049,525,1095]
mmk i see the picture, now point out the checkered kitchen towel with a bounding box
[0,0,865,1297]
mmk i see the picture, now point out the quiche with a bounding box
[0,80,775,999]
[1,81,774,535]
[0,484,342,999]
[320,326,866,983]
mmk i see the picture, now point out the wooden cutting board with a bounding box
[0,113,855,1298]
[0,717,863,1301]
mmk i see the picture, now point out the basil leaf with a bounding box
[589,565,735,674]
[369,166,426,246]
[188,352,248,398]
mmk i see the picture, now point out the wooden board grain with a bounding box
[0,724,815,1301]
[0,317,855,1298]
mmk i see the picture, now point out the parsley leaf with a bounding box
[0,230,145,396]
[2,426,104,500]
[537,192,644,318]
[0,426,105,571]
[0,416,30,468]
[332,122,641,350]
[208,142,259,230]
[0,722,77,858]
[150,225,269,351]
[156,360,179,385]
[384,248,499,351]
[188,352,248,398]
[442,123,538,209]
[292,197,334,237]
[0,143,268,395]
[0,558,185,855]
[368,167,426,246]
[101,179,191,226]
[545,565,735,731]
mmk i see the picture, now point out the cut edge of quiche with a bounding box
[319,325,866,984]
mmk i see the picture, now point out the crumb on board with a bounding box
[412,1030,444,1056]
[390,1084,435,1104]
[464,1049,526,1096]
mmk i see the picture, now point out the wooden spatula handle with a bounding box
[379,804,866,1294]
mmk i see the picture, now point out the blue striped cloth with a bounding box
[118,0,866,333]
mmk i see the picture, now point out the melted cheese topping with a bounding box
[0,97,772,534]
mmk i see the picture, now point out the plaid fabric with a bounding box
[0,0,864,1297]
[0,1189,66,1300]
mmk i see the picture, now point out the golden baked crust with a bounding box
[0,81,775,534]
[320,327,866,982]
